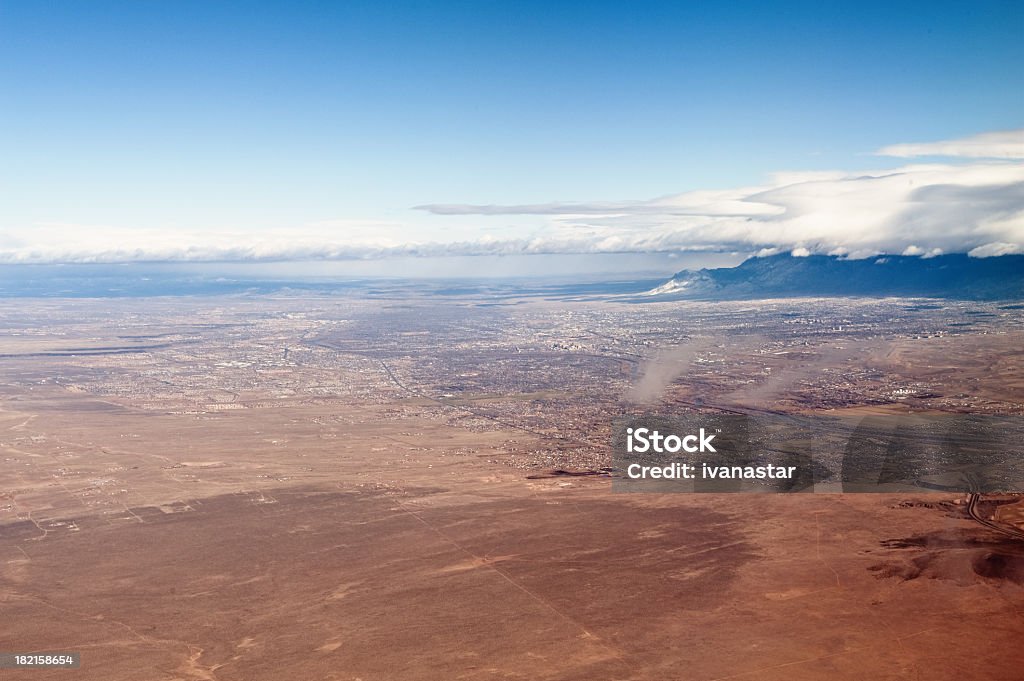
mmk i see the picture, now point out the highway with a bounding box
[967,493,1024,541]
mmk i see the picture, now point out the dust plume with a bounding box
[722,340,864,409]
[627,337,713,404]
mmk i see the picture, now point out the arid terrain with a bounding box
[2,289,1023,680]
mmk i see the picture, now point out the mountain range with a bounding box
[645,253,1024,300]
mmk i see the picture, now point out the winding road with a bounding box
[966,493,1024,541]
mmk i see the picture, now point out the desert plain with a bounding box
[1,289,1023,680]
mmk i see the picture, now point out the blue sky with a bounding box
[1,1,1022,268]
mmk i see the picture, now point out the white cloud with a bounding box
[1,130,1022,264]
[417,159,1024,259]
[969,242,1024,257]
[876,129,1024,159]
[901,245,943,257]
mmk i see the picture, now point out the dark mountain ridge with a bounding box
[651,253,1024,300]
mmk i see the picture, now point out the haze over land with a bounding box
[3,288,1024,679]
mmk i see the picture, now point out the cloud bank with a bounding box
[1,129,1022,264]
[875,128,1024,159]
